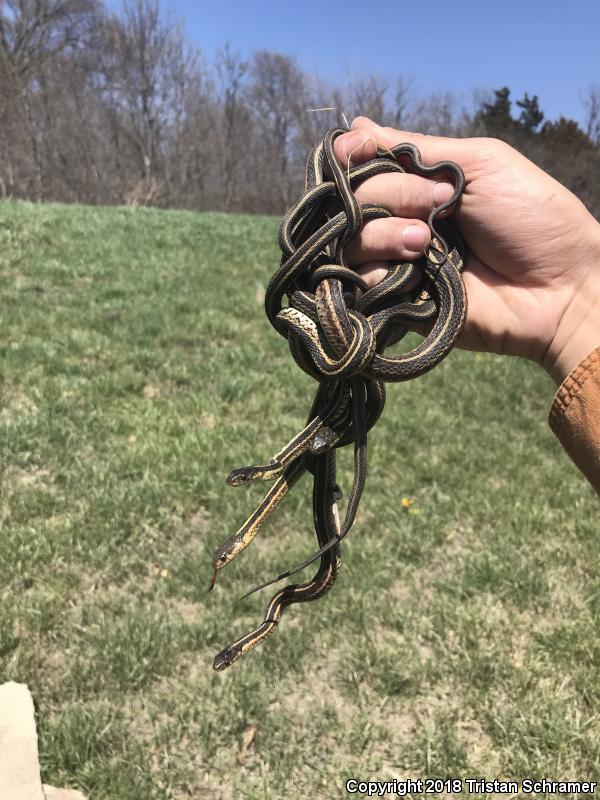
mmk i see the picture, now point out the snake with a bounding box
[208,126,467,669]
[213,449,341,671]
[203,381,349,594]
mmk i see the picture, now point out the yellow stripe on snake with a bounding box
[207,126,467,671]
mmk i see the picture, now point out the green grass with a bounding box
[1,199,598,799]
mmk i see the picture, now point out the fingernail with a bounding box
[434,182,454,205]
[403,225,427,252]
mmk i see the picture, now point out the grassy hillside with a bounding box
[1,200,598,799]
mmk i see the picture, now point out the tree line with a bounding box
[2,0,600,217]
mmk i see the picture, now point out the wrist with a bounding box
[543,242,600,384]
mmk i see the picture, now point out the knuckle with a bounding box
[396,175,431,215]
[472,136,514,161]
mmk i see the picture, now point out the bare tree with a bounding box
[349,75,388,123]
[409,90,458,136]
[0,0,98,199]
[95,0,201,204]
[583,85,600,144]
[0,0,97,75]
[214,44,250,211]
[292,75,340,154]
[247,51,307,211]
[390,76,411,128]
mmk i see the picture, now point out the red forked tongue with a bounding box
[201,570,217,599]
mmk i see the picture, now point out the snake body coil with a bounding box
[210,127,467,670]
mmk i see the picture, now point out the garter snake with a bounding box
[204,381,349,593]
[208,126,467,669]
[213,449,341,671]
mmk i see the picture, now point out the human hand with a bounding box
[334,117,600,384]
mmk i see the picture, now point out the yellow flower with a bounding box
[401,496,420,514]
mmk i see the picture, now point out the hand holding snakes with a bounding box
[207,127,467,671]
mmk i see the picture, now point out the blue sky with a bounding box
[107,0,600,126]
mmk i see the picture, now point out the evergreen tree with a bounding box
[476,86,515,138]
[516,93,544,135]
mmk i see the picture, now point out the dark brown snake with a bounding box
[207,126,467,671]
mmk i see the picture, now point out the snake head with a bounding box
[213,643,243,671]
[227,461,282,485]
[202,541,238,599]
[212,534,244,571]
[309,426,339,455]
[227,467,256,486]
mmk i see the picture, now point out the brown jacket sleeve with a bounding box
[549,344,600,494]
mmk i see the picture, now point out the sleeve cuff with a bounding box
[549,344,600,494]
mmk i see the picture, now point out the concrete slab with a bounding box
[43,786,87,800]
[0,682,88,800]
[0,681,45,800]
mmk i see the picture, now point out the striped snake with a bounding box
[208,126,467,670]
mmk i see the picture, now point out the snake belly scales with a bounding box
[207,126,467,671]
